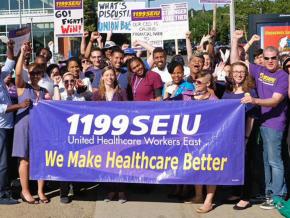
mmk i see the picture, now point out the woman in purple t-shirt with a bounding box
[128,57,163,101]
[223,62,257,210]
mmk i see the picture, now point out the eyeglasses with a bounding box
[64,79,75,85]
[264,56,277,61]
[195,80,206,85]
[232,71,246,75]
[81,59,90,64]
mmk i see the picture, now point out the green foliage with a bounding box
[189,0,290,44]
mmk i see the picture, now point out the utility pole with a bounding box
[213,4,217,31]
[230,0,235,44]
[18,0,22,28]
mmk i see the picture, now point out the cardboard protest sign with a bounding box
[54,0,84,37]
[97,1,145,33]
[161,2,189,40]
[131,8,163,48]
[8,27,31,56]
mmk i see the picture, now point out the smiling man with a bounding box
[152,47,172,84]
[231,30,289,210]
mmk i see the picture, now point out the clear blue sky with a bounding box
[126,0,226,10]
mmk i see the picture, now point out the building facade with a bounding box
[0,0,56,62]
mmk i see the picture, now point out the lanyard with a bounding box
[133,76,143,96]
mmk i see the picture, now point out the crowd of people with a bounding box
[0,28,290,214]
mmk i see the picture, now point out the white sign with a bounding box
[98,2,146,33]
[131,8,163,48]
[8,27,31,56]
[161,2,189,40]
[54,0,84,37]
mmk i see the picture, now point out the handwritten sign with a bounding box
[131,8,163,48]
[161,2,189,40]
[54,0,84,37]
[97,1,145,33]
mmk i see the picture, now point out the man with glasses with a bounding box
[231,30,288,210]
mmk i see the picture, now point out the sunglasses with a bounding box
[81,59,91,64]
[264,56,277,61]
[64,79,75,84]
[195,80,206,85]
[285,65,290,68]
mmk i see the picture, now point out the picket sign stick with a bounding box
[175,38,179,55]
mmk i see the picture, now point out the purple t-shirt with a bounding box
[250,63,288,131]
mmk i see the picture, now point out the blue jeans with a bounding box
[260,126,287,197]
[0,129,9,197]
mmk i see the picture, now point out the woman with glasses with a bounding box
[52,71,85,204]
[12,42,51,204]
[66,57,92,100]
[182,71,217,213]
[92,66,127,203]
[223,62,258,210]
[183,71,217,101]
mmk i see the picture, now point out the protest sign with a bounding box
[54,0,84,37]
[160,2,189,40]
[200,0,232,3]
[131,8,163,49]
[261,26,290,52]
[8,27,31,56]
[97,1,145,33]
[30,100,245,185]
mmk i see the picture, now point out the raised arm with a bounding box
[185,31,193,62]
[133,40,155,67]
[230,30,244,64]
[84,31,100,59]
[15,42,30,88]
[244,34,260,53]
[80,31,89,55]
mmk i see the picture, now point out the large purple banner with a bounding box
[30,100,245,185]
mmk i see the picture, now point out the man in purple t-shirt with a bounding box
[231,30,288,210]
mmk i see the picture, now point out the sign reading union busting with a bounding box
[30,100,245,185]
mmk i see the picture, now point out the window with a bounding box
[0,0,9,10]
[29,0,43,9]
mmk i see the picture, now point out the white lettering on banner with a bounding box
[66,114,202,136]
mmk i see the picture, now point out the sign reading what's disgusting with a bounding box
[30,100,245,185]
[97,1,145,33]
[54,0,84,37]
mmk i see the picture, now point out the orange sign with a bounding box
[263,26,290,52]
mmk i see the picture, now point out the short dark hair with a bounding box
[111,47,124,56]
[167,61,184,74]
[253,48,263,58]
[153,47,166,57]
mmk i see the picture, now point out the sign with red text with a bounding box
[54,0,84,37]
[98,1,145,33]
[161,2,189,40]
[131,8,163,48]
